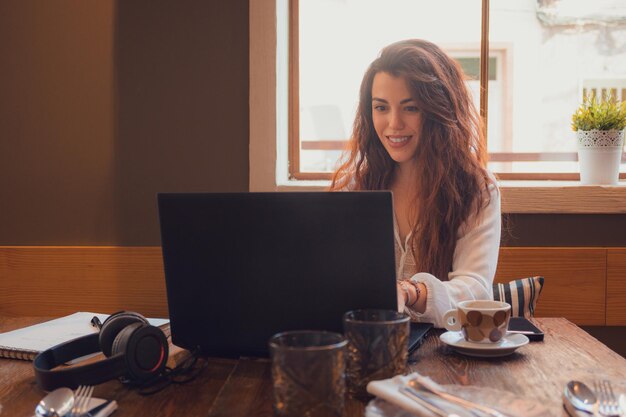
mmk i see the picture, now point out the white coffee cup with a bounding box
[443,300,511,344]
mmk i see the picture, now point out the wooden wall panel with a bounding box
[0,247,167,317]
[607,249,626,325]
[494,248,606,325]
[0,247,620,326]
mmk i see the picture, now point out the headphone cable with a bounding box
[124,347,208,396]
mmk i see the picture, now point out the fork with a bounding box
[595,380,620,417]
[70,385,94,417]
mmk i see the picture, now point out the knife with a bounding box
[86,400,115,417]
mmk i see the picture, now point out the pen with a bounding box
[91,316,103,330]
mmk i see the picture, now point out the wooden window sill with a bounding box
[274,180,626,214]
[499,181,626,213]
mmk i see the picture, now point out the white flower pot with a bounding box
[577,129,624,185]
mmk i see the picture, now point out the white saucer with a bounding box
[440,331,529,357]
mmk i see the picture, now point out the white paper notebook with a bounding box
[0,312,169,361]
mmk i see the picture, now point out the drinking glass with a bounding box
[269,330,347,417]
[343,309,410,399]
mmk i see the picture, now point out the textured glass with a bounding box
[343,310,410,399]
[269,331,347,417]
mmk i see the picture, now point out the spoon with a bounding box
[35,387,74,417]
[564,380,597,414]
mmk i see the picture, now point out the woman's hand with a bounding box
[397,283,407,312]
[397,280,427,313]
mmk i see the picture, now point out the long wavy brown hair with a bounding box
[330,39,494,281]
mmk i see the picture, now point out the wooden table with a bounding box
[1,317,625,417]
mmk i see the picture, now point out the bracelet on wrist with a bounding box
[400,281,416,306]
[406,281,421,307]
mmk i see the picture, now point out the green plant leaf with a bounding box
[571,93,626,132]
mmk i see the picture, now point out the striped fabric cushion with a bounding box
[493,276,545,318]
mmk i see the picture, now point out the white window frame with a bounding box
[250,0,325,190]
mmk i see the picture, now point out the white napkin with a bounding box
[366,373,460,417]
[366,374,428,416]
[366,372,538,417]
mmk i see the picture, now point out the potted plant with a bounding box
[572,94,626,185]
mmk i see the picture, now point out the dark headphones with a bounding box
[34,311,169,391]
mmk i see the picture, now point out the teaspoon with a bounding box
[564,380,597,414]
[35,387,74,417]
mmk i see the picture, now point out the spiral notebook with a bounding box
[0,312,168,361]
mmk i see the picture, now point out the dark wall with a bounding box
[113,1,249,244]
[0,0,249,245]
[0,2,117,245]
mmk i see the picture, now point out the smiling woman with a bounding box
[329,40,501,328]
[371,73,423,168]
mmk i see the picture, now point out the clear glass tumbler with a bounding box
[269,330,347,417]
[343,309,410,399]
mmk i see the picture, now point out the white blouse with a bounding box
[397,181,501,328]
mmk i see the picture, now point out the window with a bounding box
[289,0,626,181]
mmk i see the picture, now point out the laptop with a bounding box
[158,192,432,357]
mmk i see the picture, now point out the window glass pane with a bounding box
[456,57,496,80]
[298,0,482,173]
[487,0,626,174]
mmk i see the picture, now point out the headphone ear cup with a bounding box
[111,322,143,358]
[111,323,169,383]
[99,311,149,357]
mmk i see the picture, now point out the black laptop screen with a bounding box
[158,192,397,357]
